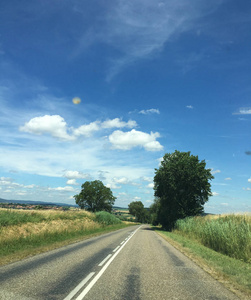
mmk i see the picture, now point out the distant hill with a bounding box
[0,198,77,207]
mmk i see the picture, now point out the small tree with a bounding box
[74,180,116,212]
[154,150,214,230]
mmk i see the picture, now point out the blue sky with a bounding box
[0,0,250,213]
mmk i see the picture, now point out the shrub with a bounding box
[95,211,121,225]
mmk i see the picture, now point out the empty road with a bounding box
[0,225,239,300]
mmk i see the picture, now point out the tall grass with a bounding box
[0,209,128,264]
[0,210,46,226]
[174,214,251,262]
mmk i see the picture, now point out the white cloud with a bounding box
[248,178,251,183]
[211,169,221,174]
[243,187,251,191]
[109,129,163,151]
[133,196,141,200]
[186,105,193,109]
[106,183,121,189]
[100,0,222,80]
[20,115,74,141]
[139,109,160,115]
[224,177,232,181]
[73,121,100,137]
[48,186,75,192]
[147,183,154,188]
[66,179,79,186]
[20,116,138,140]
[101,118,137,129]
[64,171,90,179]
[141,176,152,182]
[212,192,219,196]
[233,107,251,115]
[113,177,129,184]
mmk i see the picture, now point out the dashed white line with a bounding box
[98,254,112,267]
[113,246,120,253]
[64,225,142,300]
[77,225,142,299]
[63,272,95,300]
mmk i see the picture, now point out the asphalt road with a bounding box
[0,225,240,300]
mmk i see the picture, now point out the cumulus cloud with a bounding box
[147,183,154,188]
[248,178,251,183]
[20,115,74,141]
[101,118,137,129]
[211,169,221,174]
[73,121,100,137]
[139,109,160,115]
[109,129,163,151]
[233,107,251,115]
[48,186,75,192]
[20,115,139,141]
[113,177,129,184]
[64,170,90,179]
[66,179,79,186]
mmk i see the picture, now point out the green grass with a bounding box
[0,210,46,227]
[95,211,122,225]
[0,223,127,258]
[174,214,251,262]
[158,230,251,296]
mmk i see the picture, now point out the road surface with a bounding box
[0,225,240,300]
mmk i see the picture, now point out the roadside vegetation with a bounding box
[157,214,251,298]
[0,208,132,266]
[174,214,251,262]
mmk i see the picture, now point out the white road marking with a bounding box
[63,272,95,300]
[77,225,142,299]
[120,240,125,245]
[113,246,120,252]
[98,254,112,267]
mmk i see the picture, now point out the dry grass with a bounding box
[0,208,130,266]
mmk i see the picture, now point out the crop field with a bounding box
[174,214,251,263]
[0,209,129,266]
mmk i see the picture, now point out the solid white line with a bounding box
[77,225,142,299]
[63,272,95,300]
[98,254,112,267]
[113,245,120,252]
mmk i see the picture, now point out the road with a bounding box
[0,225,240,300]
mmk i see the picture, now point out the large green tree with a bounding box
[154,150,214,230]
[74,180,116,212]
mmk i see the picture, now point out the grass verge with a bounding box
[0,209,134,266]
[156,230,251,300]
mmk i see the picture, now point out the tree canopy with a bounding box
[153,150,214,230]
[128,201,149,223]
[74,180,116,212]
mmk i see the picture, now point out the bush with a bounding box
[95,211,121,225]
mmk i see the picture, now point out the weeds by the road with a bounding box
[158,230,251,298]
[174,214,251,263]
[0,208,130,266]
